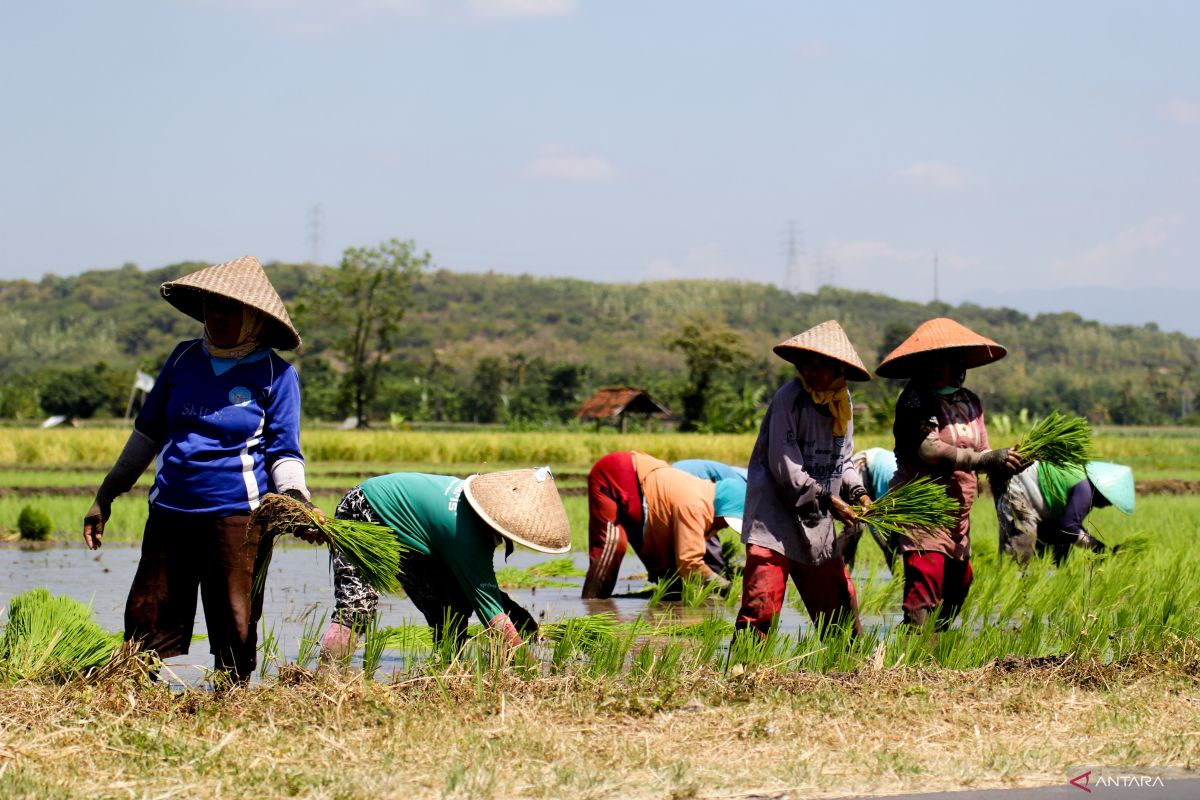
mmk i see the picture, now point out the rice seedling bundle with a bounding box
[1014,411,1093,469]
[249,493,405,595]
[852,476,960,541]
[0,589,121,682]
[540,613,620,649]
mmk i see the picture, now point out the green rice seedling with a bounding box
[854,564,903,617]
[852,476,959,541]
[249,493,405,595]
[294,606,327,670]
[526,557,585,578]
[1015,411,1093,468]
[680,572,727,607]
[540,613,619,651]
[0,589,121,683]
[382,624,435,652]
[257,620,280,680]
[361,618,388,681]
[493,565,575,589]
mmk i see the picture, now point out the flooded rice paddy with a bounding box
[0,541,824,685]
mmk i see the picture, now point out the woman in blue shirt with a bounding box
[82,256,315,681]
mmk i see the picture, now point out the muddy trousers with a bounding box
[124,507,269,681]
[582,452,644,599]
[734,545,862,637]
[901,551,973,630]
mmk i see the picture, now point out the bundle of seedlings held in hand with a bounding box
[249,493,405,595]
[1014,411,1093,469]
[0,588,122,683]
[851,476,959,541]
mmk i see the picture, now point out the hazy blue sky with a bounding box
[2,1,1197,326]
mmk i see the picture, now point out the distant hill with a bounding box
[965,286,1200,338]
[1,262,1197,426]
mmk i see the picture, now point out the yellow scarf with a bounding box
[204,306,267,360]
[799,375,853,436]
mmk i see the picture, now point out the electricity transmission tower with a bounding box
[307,204,323,264]
[782,221,807,293]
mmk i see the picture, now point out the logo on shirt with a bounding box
[445,480,464,512]
[228,386,253,407]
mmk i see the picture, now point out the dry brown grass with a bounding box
[0,653,1198,800]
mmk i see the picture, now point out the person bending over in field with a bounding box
[836,447,899,571]
[993,460,1134,565]
[320,468,570,657]
[672,458,749,576]
[581,453,744,599]
[735,320,871,640]
[671,459,748,482]
[82,256,318,682]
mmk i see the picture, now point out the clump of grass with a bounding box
[0,589,121,682]
[249,493,405,595]
[526,558,585,578]
[16,505,52,540]
[495,565,576,589]
[1015,411,1093,468]
[540,613,620,648]
[852,476,959,541]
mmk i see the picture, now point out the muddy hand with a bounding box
[300,505,329,545]
[829,495,859,526]
[83,501,109,550]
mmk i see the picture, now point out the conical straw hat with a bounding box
[462,467,571,554]
[1085,461,1135,515]
[875,317,1006,378]
[160,256,301,351]
[772,320,871,382]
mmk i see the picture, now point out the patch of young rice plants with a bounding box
[0,589,122,682]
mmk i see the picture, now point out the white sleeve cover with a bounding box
[270,457,310,499]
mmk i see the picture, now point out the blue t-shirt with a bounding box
[860,447,897,501]
[135,339,304,515]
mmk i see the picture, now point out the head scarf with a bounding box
[204,303,267,360]
[798,374,853,436]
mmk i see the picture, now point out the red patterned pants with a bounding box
[582,452,644,599]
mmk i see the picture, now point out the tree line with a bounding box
[1,241,1197,430]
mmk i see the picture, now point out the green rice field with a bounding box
[2,425,1199,799]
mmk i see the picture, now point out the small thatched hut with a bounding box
[576,387,673,432]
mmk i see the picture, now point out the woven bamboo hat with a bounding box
[772,320,871,382]
[160,256,301,351]
[462,467,571,554]
[875,318,1006,379]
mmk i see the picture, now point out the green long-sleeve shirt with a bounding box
[359,473,505,623]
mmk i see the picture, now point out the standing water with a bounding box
[0,542,830,684]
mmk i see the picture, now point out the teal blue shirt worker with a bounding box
[321,468,571,655]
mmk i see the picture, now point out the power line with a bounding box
[781,220,806,293]
[933,251,940,303]
[307,204,322,264]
